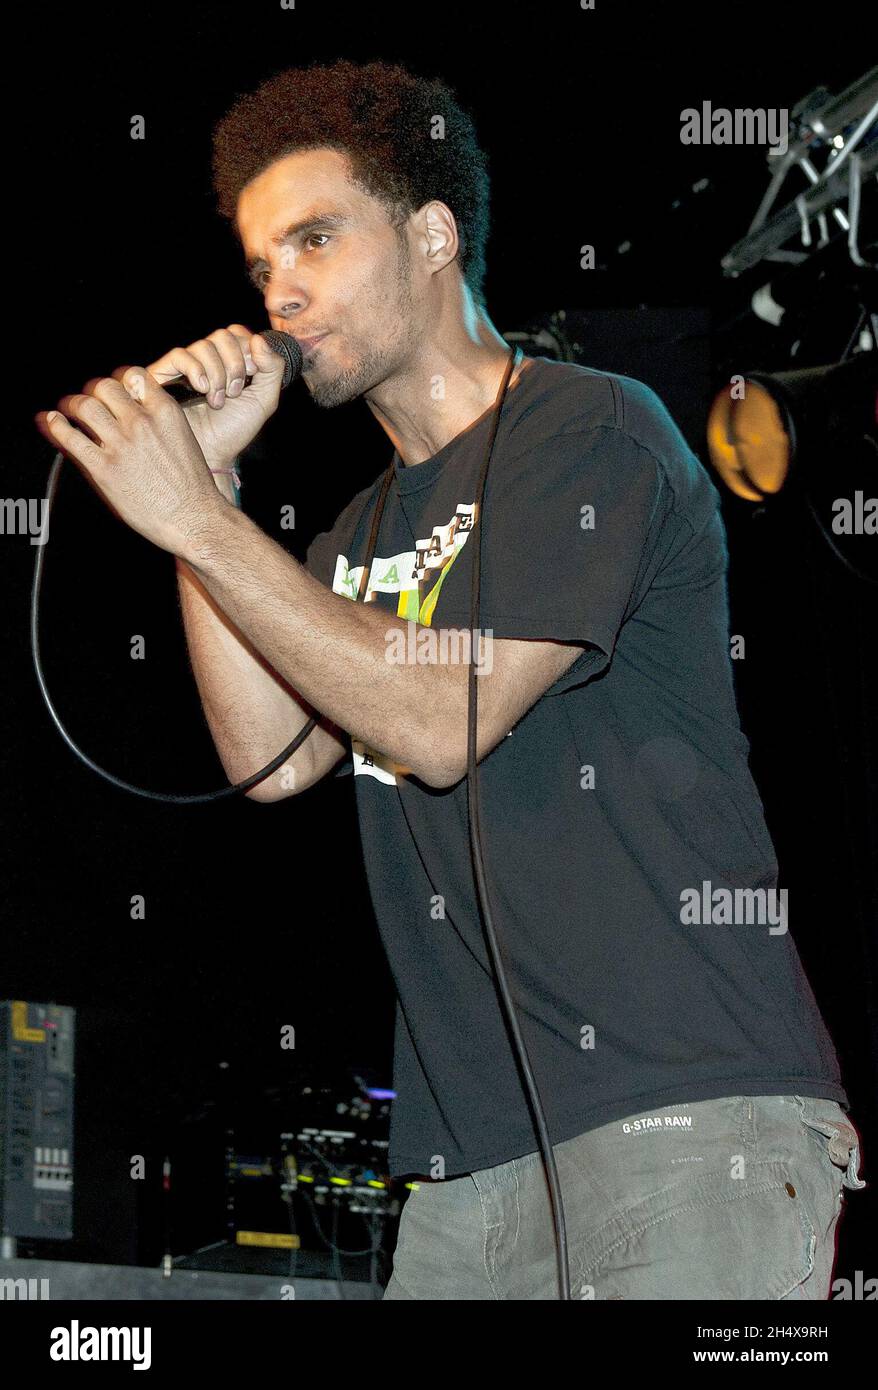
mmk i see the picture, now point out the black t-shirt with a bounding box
[305,356,849,1180]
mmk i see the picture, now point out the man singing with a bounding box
[38,58,864,1300]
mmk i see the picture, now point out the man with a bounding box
[38,59,864,1299]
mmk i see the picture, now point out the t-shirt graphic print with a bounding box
[328,500,478,784]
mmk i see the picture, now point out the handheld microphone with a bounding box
[161,329,303,405]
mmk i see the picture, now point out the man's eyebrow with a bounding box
[244,212,350,273]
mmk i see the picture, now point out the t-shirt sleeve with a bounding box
[304,470,386,592]
[304,522,341,591]
[439,424,676,696]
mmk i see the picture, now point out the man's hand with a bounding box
[35,365,228,556]
[145,325,285,470]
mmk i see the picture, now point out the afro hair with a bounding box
[211,58,491,308]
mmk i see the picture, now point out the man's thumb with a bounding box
[250,332,285,373]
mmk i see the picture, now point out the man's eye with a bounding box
[251,235,330,287]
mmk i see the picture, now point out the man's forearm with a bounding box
[181,501,474,787]
[176,555,319,790]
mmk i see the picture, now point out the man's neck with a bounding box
[364,333,531,467]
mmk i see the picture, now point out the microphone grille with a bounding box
[261,330,303,388]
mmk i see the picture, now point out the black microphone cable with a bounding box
[464,346,572,1300]
[352,345,572,1299]
[30,330,317,803]
[30,338,572,1297]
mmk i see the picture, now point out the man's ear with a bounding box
[420,200,460,273]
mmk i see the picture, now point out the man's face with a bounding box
[237,148,421,407]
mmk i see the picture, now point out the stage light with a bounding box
[708,377,790,499]
[707,354,877,501]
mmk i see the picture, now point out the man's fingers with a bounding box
[250,333,284,373]
[57,391,125,444]
[36,408,107,474]
[145,326,258,405]
[145,348,210,391]
[226,324,257,374]
[114,365,175,410]
[228,327,258,367]
[92,376,147,419]
[186,340,231,404]
[206,328,256,396]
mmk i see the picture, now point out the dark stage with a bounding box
[2,0,876,1346]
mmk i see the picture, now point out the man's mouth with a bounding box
[295,333,329,356]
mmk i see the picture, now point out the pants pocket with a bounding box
[579,1161,818,1300]
[791,1096,867,1191]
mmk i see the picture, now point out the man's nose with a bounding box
[265,274,305,321]
[267,297,302,323]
